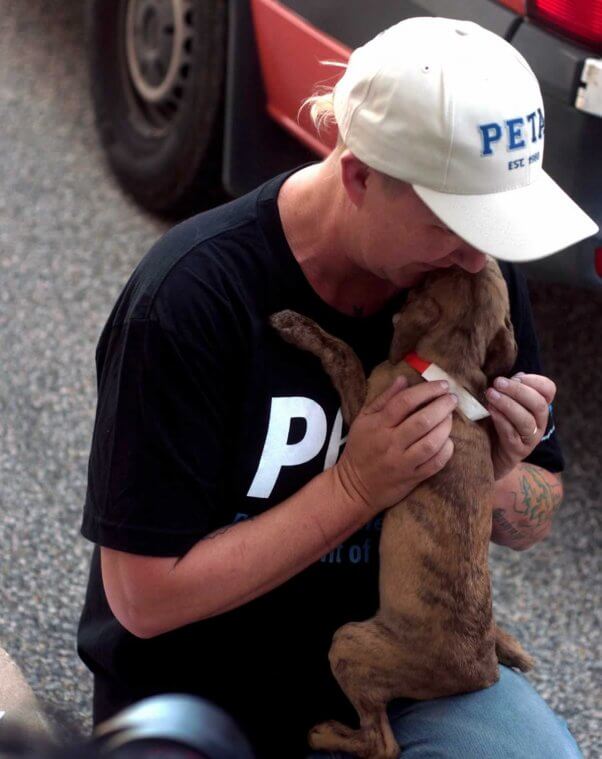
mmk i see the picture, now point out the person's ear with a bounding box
[340,152,371,209]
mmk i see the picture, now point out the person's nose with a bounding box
[450,246,487,273]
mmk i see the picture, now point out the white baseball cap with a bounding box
[332,16,599,262]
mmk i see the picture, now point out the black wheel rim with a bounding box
[123,0,195,136]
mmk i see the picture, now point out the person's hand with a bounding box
[334,376,458,514]
[485,372,556,480]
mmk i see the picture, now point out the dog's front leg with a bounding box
[269,310,367,426]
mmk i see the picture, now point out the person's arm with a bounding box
[491,463,563,551]
[101,376,458,639]
[486,263,565,553]
[101,465,372,639]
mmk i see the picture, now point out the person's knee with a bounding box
[387,666,582,758]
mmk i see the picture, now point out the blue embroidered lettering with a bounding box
[505,118,526,150]
[538,108,545,140]
[479,108,544,156]
[526,111,537,143]
[479,123,503,156]
[508,158,525,170]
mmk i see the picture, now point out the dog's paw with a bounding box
[308,719,357,750]
[268,310,311,345]
[269,310,299,330]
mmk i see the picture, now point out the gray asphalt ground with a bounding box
[0,2,600,756]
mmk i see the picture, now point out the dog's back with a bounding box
[376,364,499,699]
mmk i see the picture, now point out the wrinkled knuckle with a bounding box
[381,405,396,425]
[421,437,438,457]
[384,446,398,465]
[397,397,411,418]
[510,429,523,445]
[431,452,446,470]
[417,414,432,433]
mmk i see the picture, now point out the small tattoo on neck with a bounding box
[352,305,364,317]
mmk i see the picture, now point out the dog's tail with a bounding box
[495,625,535,672]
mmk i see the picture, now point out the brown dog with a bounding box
[269,256,534,759]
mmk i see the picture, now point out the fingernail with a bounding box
[488,389,501,400]
[450,393,459,404]
[440,381,449,390]
[515,372,525,378]
[495,377,508,389]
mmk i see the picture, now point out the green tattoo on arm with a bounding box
[511,464,563,528]
[491,464,563,548]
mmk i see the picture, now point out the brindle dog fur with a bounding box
[269,256,534,759]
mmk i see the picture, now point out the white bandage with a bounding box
[404,352,490,422]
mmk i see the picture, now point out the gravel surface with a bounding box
[0,2,600,756]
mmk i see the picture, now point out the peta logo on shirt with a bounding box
[247,396,345,499]
[247,395,559,500]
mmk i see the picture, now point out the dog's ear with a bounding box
[482,319,517,382]
[389,294,441,363]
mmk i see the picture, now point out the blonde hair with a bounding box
[297,59,347,156]
[297,60,405,196]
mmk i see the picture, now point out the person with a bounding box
[77,16,596,759]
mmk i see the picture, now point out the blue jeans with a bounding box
[306,666,582,758]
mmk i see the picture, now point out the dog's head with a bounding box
[389,256,517,389]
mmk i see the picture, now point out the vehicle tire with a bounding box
[86,0,229,218]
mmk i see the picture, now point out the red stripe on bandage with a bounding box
[403,352,431,374]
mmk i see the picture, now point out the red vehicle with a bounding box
[86,0,602,288]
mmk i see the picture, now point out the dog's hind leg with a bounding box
[309,707,399,759]
[269,310,367,425]
[495,625,535,672]
[308,620,402,758]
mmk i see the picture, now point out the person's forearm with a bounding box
[130,466,372,638]
[491,462,563,550]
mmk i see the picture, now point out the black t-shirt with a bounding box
[77,160,564,758]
